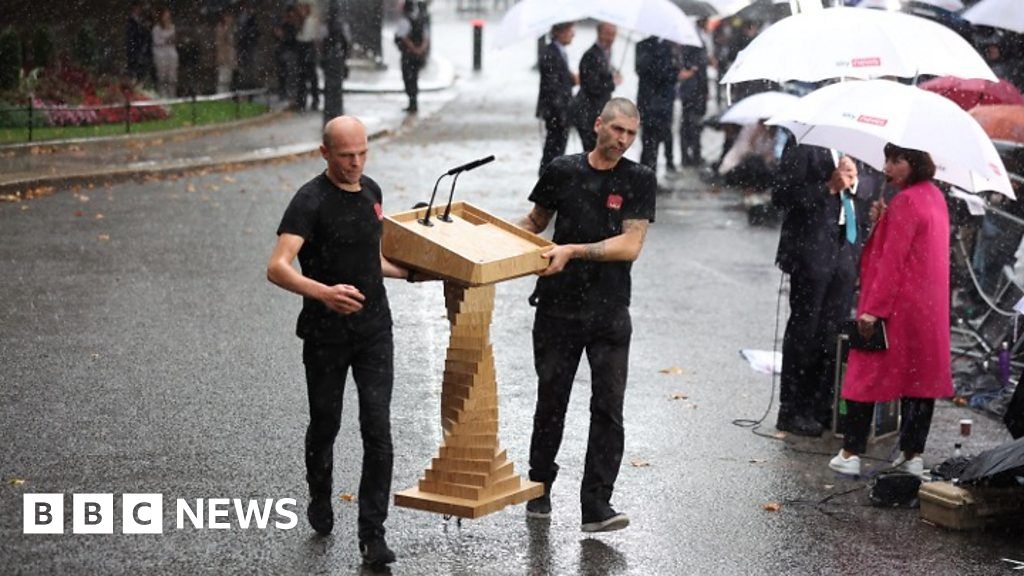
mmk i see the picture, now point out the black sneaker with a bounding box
[360,538,397,566]
[526,494,551,519]
[306,497,333,535]
[581,504,629,533]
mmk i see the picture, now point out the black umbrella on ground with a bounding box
[959,436,1024,486]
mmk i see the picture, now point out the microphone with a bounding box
[440,155,495,222]
[446,155,495,176]
[417,173,448,227]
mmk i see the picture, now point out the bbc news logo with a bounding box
[23,494,298,534]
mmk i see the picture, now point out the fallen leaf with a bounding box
[669,393,688,401]
[20,205,29,210]
[97,234,110,241]
[90,353,100,360]
[824,484,834,490]
[74,210,84,217]
[630,459,650,468]
[659,366,684,375]
[94,213,105,220]
[772,432,787,440]
[338,493,354,502]
[223,175,237,183]
[77,194,90,203]
[8,478,25,487]
[187,184,197,193]
[762,502,781,512]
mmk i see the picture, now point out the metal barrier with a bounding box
[0,88,271,143]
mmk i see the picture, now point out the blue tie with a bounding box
[841,192,857,244]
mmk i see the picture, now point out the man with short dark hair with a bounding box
[537,22,579,175]
[267,115,418,567]
[571,22,621,152]
[518,97,656,533]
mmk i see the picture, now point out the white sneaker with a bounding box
[893,455,925,477]
[828,451,862,476]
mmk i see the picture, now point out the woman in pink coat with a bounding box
[829,143,953,477]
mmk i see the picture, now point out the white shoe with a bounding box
[893,455,925,477]
[828,451,861,476]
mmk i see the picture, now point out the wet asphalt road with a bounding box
[2,13,1023,576]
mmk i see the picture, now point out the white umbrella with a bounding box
[720,91,800,124]
[721,7,996,85]
[964,0,1024,35]
[492,0,702,49]
[766,80,1014,197]
[590,0,703,47]
[491,0,588,50]
[706,0,753,15]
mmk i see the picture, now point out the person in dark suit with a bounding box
[635,36,680,173]
[537,22,578,176]
[677,43,708,167]
[773,141,863,437]
[571,22,621,152]
[125,1,152,85]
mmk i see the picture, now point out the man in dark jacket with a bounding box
[125,1,152,85]
[773,141,863,436]
[537,22,578,175]
[571,22,621,151]
[635,36,680,172]
[677,43,708,166]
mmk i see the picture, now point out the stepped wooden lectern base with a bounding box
[394,283,543,519]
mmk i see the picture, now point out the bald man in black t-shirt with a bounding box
[267,116,417,567]
[516,98,656,533]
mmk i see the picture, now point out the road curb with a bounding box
[0,126,396,199]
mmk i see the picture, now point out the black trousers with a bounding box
[640,120,670,170]
[576,120,597,152]
[400,56,420,107]
[528,306,631,512]
[842,397,935,456]
[302,330,394,543]
[679,106,703,165]
[780,252,856,424]
[540,114,569,176]
[295,42,319,110]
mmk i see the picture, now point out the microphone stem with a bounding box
[439,172,462,222]
[419,173,447,227]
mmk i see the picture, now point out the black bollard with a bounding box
[472,20,483,72]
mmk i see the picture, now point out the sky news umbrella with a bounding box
[720,91,800,124]
[919,76,1024,111]
[766,79,1014,197]
[970,105,1024,146]
[963,0,1024,35]
[721,7,997,85]
[958,436,1024,486]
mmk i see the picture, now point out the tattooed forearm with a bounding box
[582,241,607,261]
[623,219,649,247]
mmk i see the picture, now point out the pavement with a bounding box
[0,19,459,198]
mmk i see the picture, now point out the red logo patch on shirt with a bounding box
[606,194,623,210]
[373,203,384,221]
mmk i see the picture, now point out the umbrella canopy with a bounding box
[919,76,1024,111]
[970,105,1024,145]
[589,0,703,47]
[720,91,800,124]
[491,0,587,50]
[706,0,753,15]
[856,0,964,10]
[766,79,1014,197]
[671,0,718,18]
[732,0,792,22]
[959,437,1024,486]
[721,7,997,85]
[964,0,1024,35]
[492,0,702,49]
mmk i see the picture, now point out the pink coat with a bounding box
[842,180,953,403]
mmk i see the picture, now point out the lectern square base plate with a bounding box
[394,480,544,519]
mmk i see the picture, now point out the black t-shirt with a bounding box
[528,153,657,316]
[277,172,392,341]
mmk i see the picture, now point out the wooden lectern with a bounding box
[382,201,550,518]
